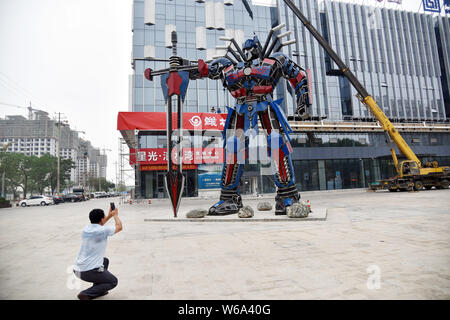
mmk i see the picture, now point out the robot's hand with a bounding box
[296,92,310,120]
[144,68,153,81]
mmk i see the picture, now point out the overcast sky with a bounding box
[0,0,133,184]
[0,0,443,185]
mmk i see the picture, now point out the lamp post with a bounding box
[55,113,68,195]
[72,130,85,189]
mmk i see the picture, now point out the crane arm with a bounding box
[283,0,421,167]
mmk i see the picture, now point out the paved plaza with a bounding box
[0,188,449,300]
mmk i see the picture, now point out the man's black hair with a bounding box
[89,209,105,224]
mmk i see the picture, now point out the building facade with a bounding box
[124,0,450,198]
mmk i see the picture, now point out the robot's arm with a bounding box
[189,58,232,81]
[271,52,310,119]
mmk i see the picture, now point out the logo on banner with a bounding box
[189,115,202,127]
[423,0,441,13]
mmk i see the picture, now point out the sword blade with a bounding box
[164,94,185,218]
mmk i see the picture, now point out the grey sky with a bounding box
[0,0,444,184]
[0,0,133,184]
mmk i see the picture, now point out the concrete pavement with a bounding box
[0,189,449,299]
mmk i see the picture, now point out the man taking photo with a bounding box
[73,205,123,300]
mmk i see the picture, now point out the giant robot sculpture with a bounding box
[144,24,311,218]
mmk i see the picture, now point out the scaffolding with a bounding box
[118,135,140,203]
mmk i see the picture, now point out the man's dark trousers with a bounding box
[74,257,118,298]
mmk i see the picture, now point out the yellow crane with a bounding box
[283,0,450,191]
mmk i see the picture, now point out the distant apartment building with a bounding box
[0,110,107,189]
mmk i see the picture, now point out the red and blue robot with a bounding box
[144,26,311,218]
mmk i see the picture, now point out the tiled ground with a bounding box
[0,189,448,299]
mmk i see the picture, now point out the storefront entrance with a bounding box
[142,169,198,199]
[156,172,166,198]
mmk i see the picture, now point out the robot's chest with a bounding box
[225,65,271,85]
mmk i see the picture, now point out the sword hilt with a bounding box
[169,31,180,69]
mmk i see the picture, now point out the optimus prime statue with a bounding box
[189,32,311,218]
[144,25,311,218]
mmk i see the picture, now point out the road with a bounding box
[0,189,449,299]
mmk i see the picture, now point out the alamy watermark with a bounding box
[366,264,381,290]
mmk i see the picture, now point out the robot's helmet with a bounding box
[242,35,262,60]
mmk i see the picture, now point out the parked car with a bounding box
[73,192,86,201]
[52,195,65,204]
[72,188,87,201]
[63,193,83,202]
[19,195,53,207]
[94,191,108,198]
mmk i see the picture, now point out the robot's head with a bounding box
[242,36,262,61]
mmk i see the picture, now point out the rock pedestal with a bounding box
[238,206,254,218]
[186,209,207,218]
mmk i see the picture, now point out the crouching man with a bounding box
[73,207,123,300]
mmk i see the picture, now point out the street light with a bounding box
[54,113,68,195]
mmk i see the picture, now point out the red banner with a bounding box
[118,112,227,131]
[130,147,224,165]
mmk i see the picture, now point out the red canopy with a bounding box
[117,111,227,148]
[117,112,227,131]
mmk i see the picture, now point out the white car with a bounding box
[94,192,107,198]
[19,195,54,207]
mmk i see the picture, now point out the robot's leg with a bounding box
[208,111,246,215]
[259,107,304,216]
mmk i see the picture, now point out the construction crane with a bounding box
[0,101,46,120]
[283,0,450,192]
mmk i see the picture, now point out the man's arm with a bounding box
[111,209,123,234]
[101,209,114,225]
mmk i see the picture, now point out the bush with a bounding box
[0,197,11,208]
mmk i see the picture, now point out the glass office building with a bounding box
[127,0,450,198]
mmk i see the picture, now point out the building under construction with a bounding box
[0,109,107,192]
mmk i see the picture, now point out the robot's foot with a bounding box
[275,185,301,216]
[208,191,243,216]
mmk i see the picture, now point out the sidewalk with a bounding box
[0,189,449,299]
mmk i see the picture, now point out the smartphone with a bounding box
[110,202,115,211]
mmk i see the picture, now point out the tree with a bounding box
[0,152,24,199]
[47,157,75,194]
[116,183,127,192]
[18,155,35,198]
[30,154,53,195]
[86,176,115,192]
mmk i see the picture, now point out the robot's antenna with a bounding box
[216,45,243,63]
[273,39,297,55]
[260,23,285,58]
[264,30,293,58]
[219,37,248,61]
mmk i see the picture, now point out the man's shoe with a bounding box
[77,293,92,300]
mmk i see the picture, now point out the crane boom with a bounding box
[282,0,421,167]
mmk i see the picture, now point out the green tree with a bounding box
[86,176,115,192]
[0,152,24,199]
[30,154,53,195]
[47,157,75,194]
[116,183,127,192]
